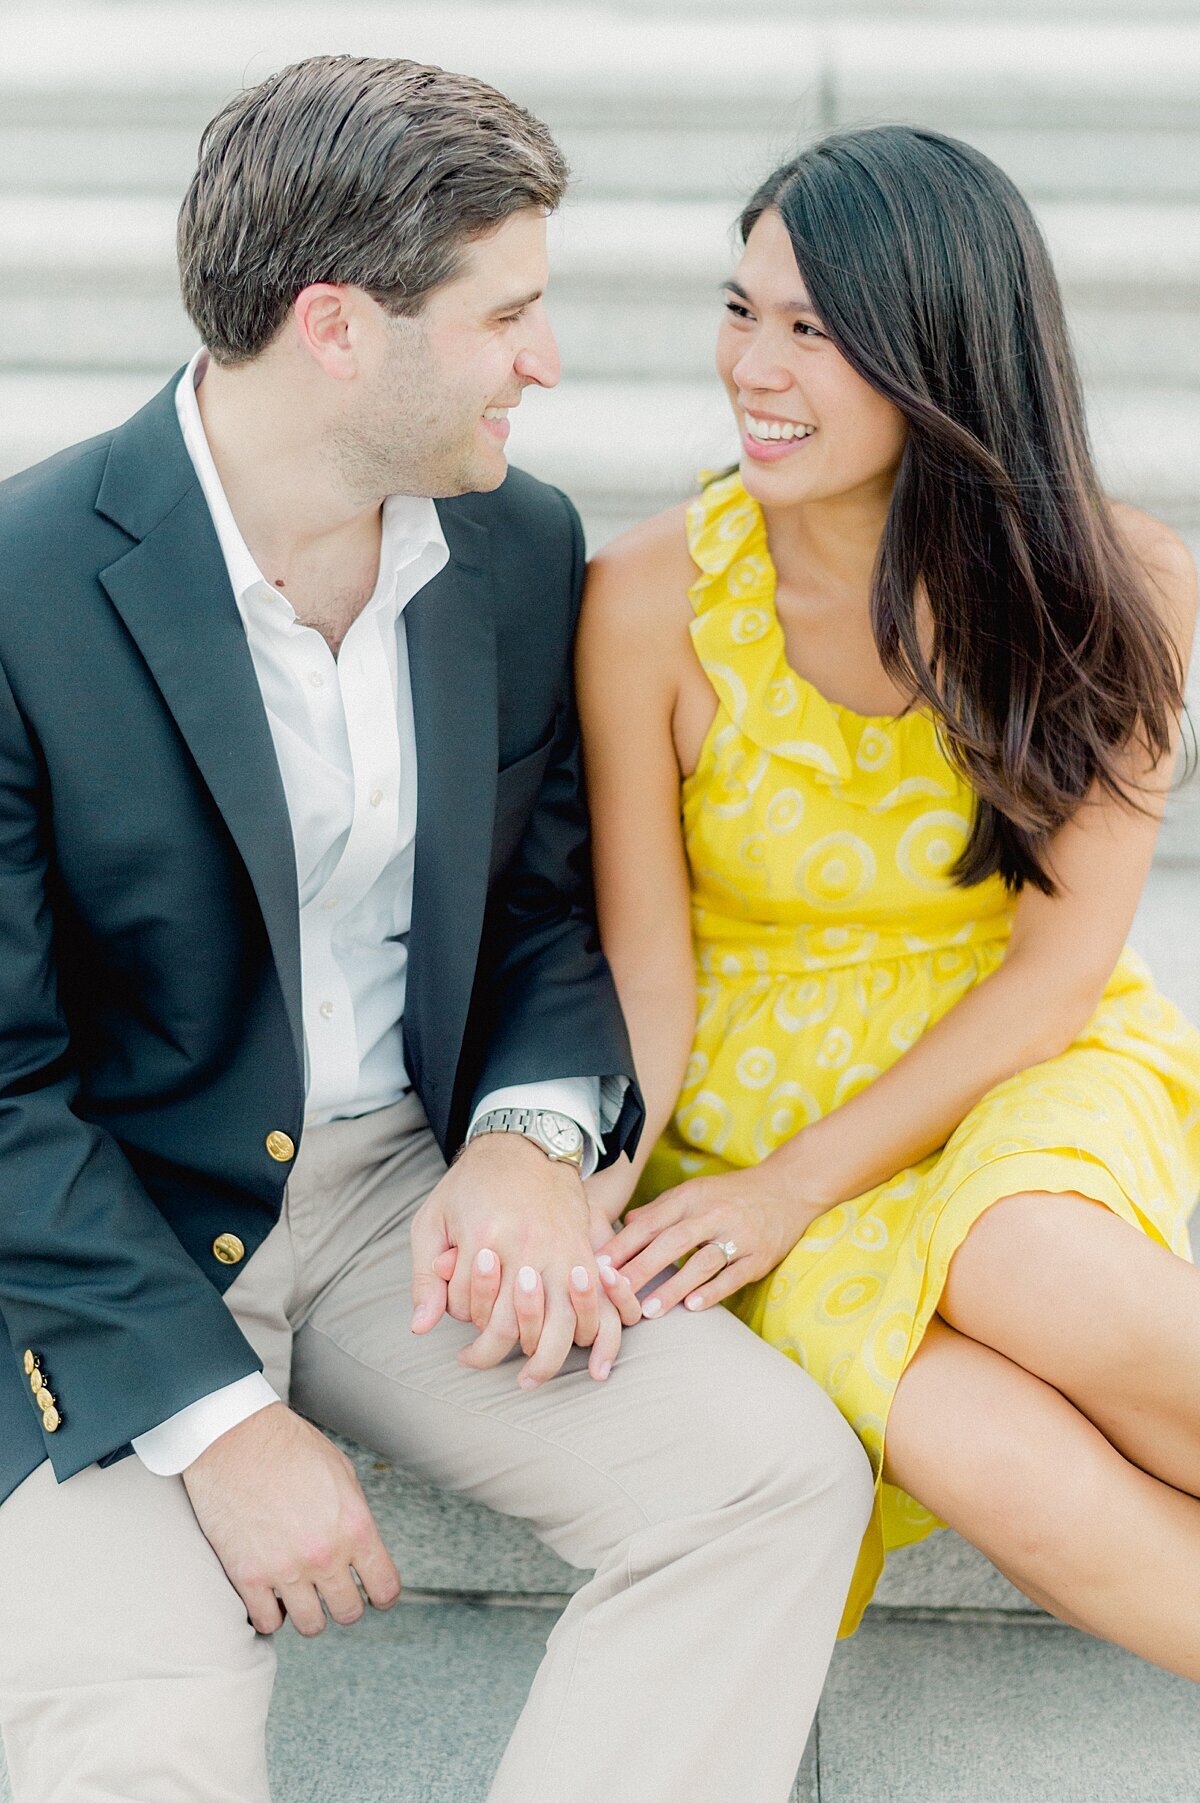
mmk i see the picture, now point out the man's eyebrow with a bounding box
[489,288,543,316]
[722,277,818,313]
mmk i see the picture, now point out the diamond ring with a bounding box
[708,1239,738,1268]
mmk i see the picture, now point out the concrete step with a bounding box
[815,1615,1200,1803]
[88,0,1200,17]
[5,194,1200,385]
[5,1597,1194,1802]
[3,9,1200,201]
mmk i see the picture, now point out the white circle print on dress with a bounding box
[895,809,971,889]
[796,832,877,909]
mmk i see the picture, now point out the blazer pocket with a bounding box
[490,716,560,875]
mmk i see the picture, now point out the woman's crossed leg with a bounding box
[884,1191,1200,1678]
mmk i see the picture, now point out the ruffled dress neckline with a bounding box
[685,472,957,814]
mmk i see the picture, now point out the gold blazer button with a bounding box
[30,1369,44,1396]
[22,1350,37,1376]
[212,1233,246,1266]
[36,1387,55,1414]
[265,1131,295,1163]
[42,1406,61,1433]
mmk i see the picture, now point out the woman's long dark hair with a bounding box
[740,126,1186,893]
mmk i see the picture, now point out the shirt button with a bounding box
[321,897,340,911]
[369,788,384,809]
[319,1001,334,1019]
[213,1232,246,1265]
[265,1131,296,1163]
[308,671,325,688]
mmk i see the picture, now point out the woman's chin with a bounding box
[737,453,817,505]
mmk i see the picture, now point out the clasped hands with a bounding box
[409,1131,643,1386]
[414,1132,831,1386]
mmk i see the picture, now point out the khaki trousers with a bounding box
[0,1094,872,1803]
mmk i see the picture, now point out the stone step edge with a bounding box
[397,1586,1053,1625]
[4,8,1200,118]
[3,194,1200,296]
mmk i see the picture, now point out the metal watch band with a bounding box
[469,1106,586,1170]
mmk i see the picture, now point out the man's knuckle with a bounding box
[342,1503,373,1542]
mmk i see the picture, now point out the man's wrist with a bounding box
[456,1128,584,1188]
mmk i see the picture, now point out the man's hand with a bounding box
[182,1403,401,1637]
[409,1133,641,1387]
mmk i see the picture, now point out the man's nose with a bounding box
[516,308,561,390]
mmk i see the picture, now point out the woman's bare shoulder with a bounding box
[1109,500,1198,649]
[582,503,696,643]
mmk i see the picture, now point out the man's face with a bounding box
[331,207,560,501]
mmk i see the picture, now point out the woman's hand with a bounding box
[598,1158,828,1318]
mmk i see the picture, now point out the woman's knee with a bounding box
[942,1190,1112,1338]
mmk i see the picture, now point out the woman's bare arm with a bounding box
[576,511,703,1223]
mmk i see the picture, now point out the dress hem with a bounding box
[828,1144,1163,1638]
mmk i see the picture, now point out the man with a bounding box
[0,56,871,1803]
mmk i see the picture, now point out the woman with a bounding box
[578,125,1200,1664]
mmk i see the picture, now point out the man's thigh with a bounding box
[294,1204,859,1572]
[0,1455,274,1803]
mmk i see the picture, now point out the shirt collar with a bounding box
[174,348,449,619]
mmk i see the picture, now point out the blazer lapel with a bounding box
[405,505,498,1115]
[95,378,304,1072]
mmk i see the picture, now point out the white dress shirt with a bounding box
[132,352,604,1474]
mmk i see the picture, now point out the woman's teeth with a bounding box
[483,408,509,421]
[745,417,814,442]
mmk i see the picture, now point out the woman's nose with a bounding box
[732,342,791,394]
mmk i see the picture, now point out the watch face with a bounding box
[537,1111,583,1155]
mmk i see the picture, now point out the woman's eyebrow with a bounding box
[722,276,818,314]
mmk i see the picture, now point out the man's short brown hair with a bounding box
[177,55,569,365]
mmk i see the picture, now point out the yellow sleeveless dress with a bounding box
[637,473,1200,1637]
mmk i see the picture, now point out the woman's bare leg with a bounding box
[938,1190,1200,1495]
[884,1317,1200,1678]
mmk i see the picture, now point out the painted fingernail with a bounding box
[519,1374,538,1391]
[570,1265,591,1293]
[598,1263,618,1286]
[476,1248,496,1276]
[518,1265,539,1294]
[595,1360,612,1381]
[596,1253,614,1267]
[685,1294,704,1310]
[642,1296,662,1318]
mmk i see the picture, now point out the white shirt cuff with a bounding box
[470,1078,603,1177]
[131,1372,280,1476]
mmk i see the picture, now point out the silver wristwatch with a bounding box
[469,1107,586,1171]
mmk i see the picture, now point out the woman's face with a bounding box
[716,207,908,511]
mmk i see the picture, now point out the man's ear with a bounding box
[292,284,361,380]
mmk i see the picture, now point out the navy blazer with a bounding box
[0,375,641,1505]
